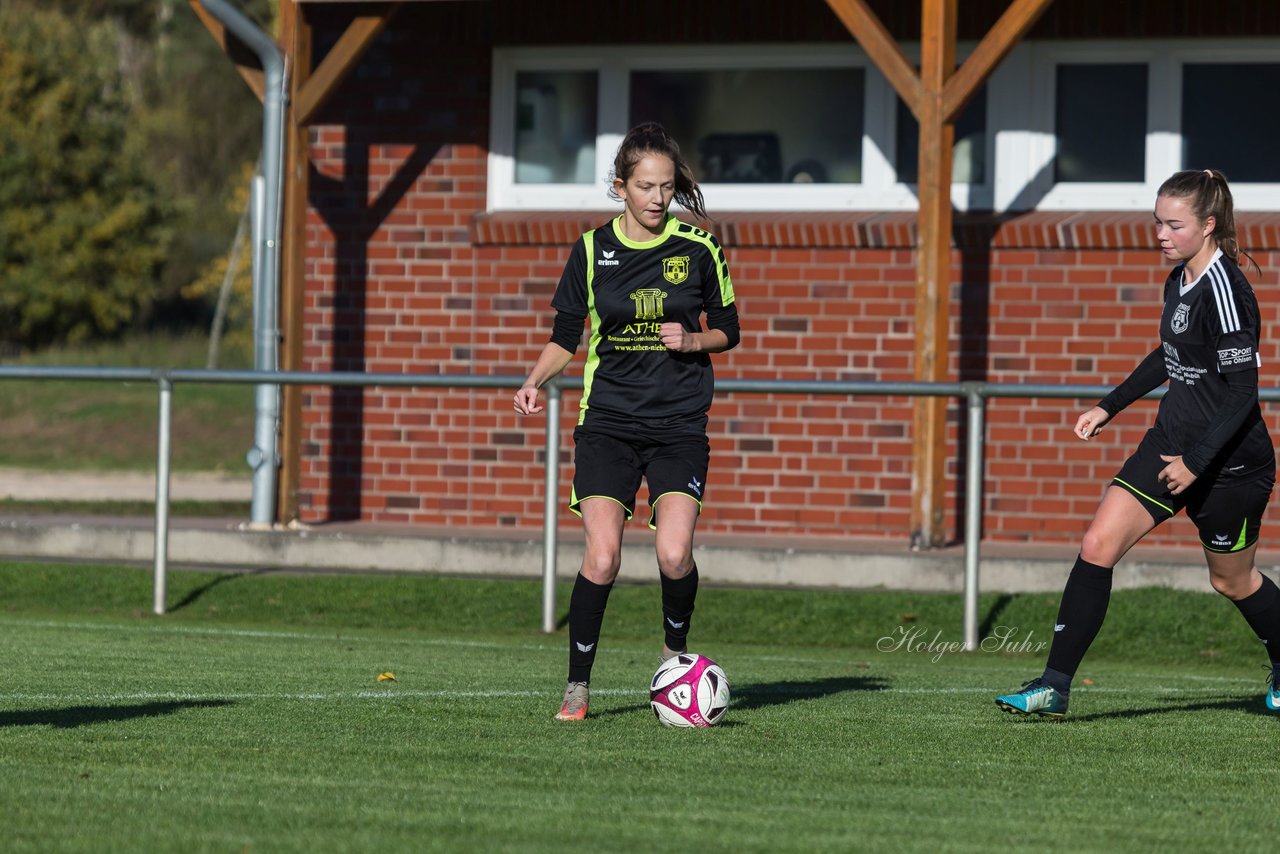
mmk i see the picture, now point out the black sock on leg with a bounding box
[660,564,698,652]
[1043,555,1114,694]
[1229,573,1280,668]
[567,572,613,684]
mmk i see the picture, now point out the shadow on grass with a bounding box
[170,568,275,612]
[979,593,1016,639]
[0,699,234,729]
[1064,694,1275,722]
[593,675,890,720]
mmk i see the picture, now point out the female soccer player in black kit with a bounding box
[513,123,740,721]
[997,169,1280,718]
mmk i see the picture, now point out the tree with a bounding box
[0,7,174,348]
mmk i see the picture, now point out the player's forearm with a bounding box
[691,328,730,354]
[522,342,575,390]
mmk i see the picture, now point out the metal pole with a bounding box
[541,383,562,634]
[153,377,173,616]
[962,386,985,650]
[199,0,286,529]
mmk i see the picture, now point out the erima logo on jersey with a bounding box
[1054,624,1066,632]
[1162,341,1180,362]
[598,249,619,267]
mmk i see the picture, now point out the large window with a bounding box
[490,46,940,212]
[491,41,1280,213]
[1054,64,1146,183]
[631,68,864,184]
[1182,63,1280,183]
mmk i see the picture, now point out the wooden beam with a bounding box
[188,0,266,102]
[277,0,312,525]
[294,4,402,127]
[909,0,957,549]
[941,0,1054,122]
[824,0,923,115]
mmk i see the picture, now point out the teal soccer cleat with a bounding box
[996,678,1069,719]
[1267,668,1280,712]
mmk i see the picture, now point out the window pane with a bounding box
[1055,64,1147,182]
[896,86,987,183]
[1183,64,1280,182]
[630,68,864,183]
[515,71,597,184]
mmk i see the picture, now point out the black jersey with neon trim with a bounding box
[549,214,738,437]
[1141,250,1272,479]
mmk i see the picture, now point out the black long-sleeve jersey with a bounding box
[549,214,739,438]
[1099,250,1273,479]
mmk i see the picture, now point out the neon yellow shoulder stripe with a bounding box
[579,230,600,426]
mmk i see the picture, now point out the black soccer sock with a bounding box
[1229,573,1280,667]
[1043,555,1114,691]
[660,563,699,652]
[567,573,613,684]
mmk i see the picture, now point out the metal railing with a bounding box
[11,364,1269,650]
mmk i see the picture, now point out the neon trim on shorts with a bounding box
[1113,477,1175,515]
[645,491,703,530]
[568,490,632,520]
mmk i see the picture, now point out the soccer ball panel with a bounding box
[649,653,730,727]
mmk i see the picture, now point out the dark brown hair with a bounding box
[608,122,708,223]
[1157,168,1257,270]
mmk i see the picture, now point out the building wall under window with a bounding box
[297,1,1280,550]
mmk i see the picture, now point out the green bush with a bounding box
[0,7,175,348]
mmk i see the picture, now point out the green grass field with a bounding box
[1,563,1277,852]
[0,333,253,472]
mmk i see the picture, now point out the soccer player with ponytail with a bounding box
[997,169,1280,717]
[514,123,740,721]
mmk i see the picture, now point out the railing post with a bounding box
[153,376,173,616]
[541,382,562,634]
[962,384,985,650]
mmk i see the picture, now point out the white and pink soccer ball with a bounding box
[650,652,730,727]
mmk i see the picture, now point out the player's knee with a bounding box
[655,546,693,579]
[1208,570,1254,600]
[581,549,621,584]
[1078,529,1122,567]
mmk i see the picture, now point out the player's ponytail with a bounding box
[608,122,709,223]
[1157,169,1259,272]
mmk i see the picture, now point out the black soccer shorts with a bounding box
[569,428,709,529]
[1112,434,1275,553]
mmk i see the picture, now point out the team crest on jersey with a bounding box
[631,288,667,320]
[661,255,689,285]
[1171,302,1191,334]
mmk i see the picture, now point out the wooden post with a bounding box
[826,0,1054,548]
[910,0,957,548]
[277,0,311,524]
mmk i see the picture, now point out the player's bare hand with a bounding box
[659,322,698,353]
[1158,454,1196,495]
[1074,407,1110,441]
[513,386,542,415]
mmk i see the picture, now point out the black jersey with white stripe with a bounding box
[550,213,737,437]
[1152,250,1272,476]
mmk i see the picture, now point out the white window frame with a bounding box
[490,39,1280,214]
[997,38,1280,211]
[490,44,991,212]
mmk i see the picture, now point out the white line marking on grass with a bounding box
[1,684,1253,706]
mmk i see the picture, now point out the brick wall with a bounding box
[296,2,1280,550]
